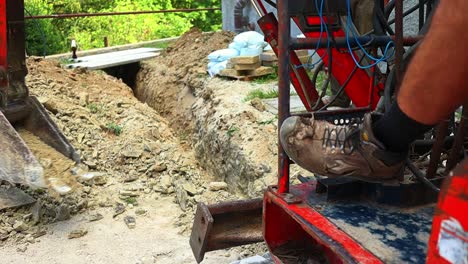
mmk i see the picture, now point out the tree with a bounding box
[24,0,222,56]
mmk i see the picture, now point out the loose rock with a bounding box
[124,216,136,229]
[68,228,88,239]
[209,182,228,191]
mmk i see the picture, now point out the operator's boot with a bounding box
[279,113,406,182]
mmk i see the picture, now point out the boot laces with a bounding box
[322,125,360,154]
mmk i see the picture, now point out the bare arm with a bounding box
[398,0,468,125]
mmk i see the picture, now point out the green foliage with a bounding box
[226,126,239,138]
[244,88,280,101]
[122,197,138,205]
[24,0,222,56]
[105,122,123,136]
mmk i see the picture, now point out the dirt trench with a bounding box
[134,29,282,198]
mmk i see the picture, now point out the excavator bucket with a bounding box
[0,96,80,189]
[189,198,264,263]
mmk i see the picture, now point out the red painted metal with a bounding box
[296,20,383,109]
[263,184,383,264]
[0,0,7,68]
[427,160,468,264]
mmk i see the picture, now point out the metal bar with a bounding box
[426,120,450,178]
[24,8,220,20]
[386,0,429,25]
[290,35,423,50]
[445,105,467,173]
[406,159,440,193]
[394,0,404,87]
[418,0,425,31]
[277,0,290,194]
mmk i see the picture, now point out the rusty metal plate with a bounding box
[0,187,35,210]
[189,199,264,263]
[190,202,214,263]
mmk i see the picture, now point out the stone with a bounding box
[32,228,47,238]
[88,213,104,222]
[123,174,139,183]
[93,174,108,186]
[16,244,28,253]
[124,216,136,229]
[208,182,228,191]
[251,98,266,112]
[113,203,126,218]
[77,133,85,143]
[153,163,167,173]
[55,205,71,221]
[121,144,144,158]
[175,186,188,212]
[160,175,172,188]
[119,190,139,197]
[85,160,98,170]
[135,208,147,216]
[68,228,88,239]
[79,93,89,106]
[182,183,198,196]
[13,221,28,232]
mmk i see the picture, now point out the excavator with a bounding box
[190,0,468,263]
[0,0,79,205]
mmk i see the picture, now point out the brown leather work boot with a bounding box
[279,113,406,182]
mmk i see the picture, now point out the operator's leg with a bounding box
[280,0,468,181]
[373,0,468,152]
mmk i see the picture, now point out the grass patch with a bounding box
[105,122,123,136]
[252,66,278,84]
[257,118,276,125]
[122,197,138,205]
[227,126,239,138]
[244,88,298,102]
[87,103,105,114]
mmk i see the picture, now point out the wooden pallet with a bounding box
[219,55,275,81]
[219,66,275,81]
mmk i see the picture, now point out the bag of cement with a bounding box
[240,47,263,56]
[233,31,266,48]
[208,48,239,63]
[208,60,228,77]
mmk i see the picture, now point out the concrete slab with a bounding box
[263,95,307,115]
[66,48,161,70]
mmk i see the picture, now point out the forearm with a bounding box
[397,0,468,125]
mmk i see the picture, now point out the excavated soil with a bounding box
[0,56,265,263]
[136,29,305,197]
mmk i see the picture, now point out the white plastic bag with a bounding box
[207,49,240,63]
[208,60,228,77]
